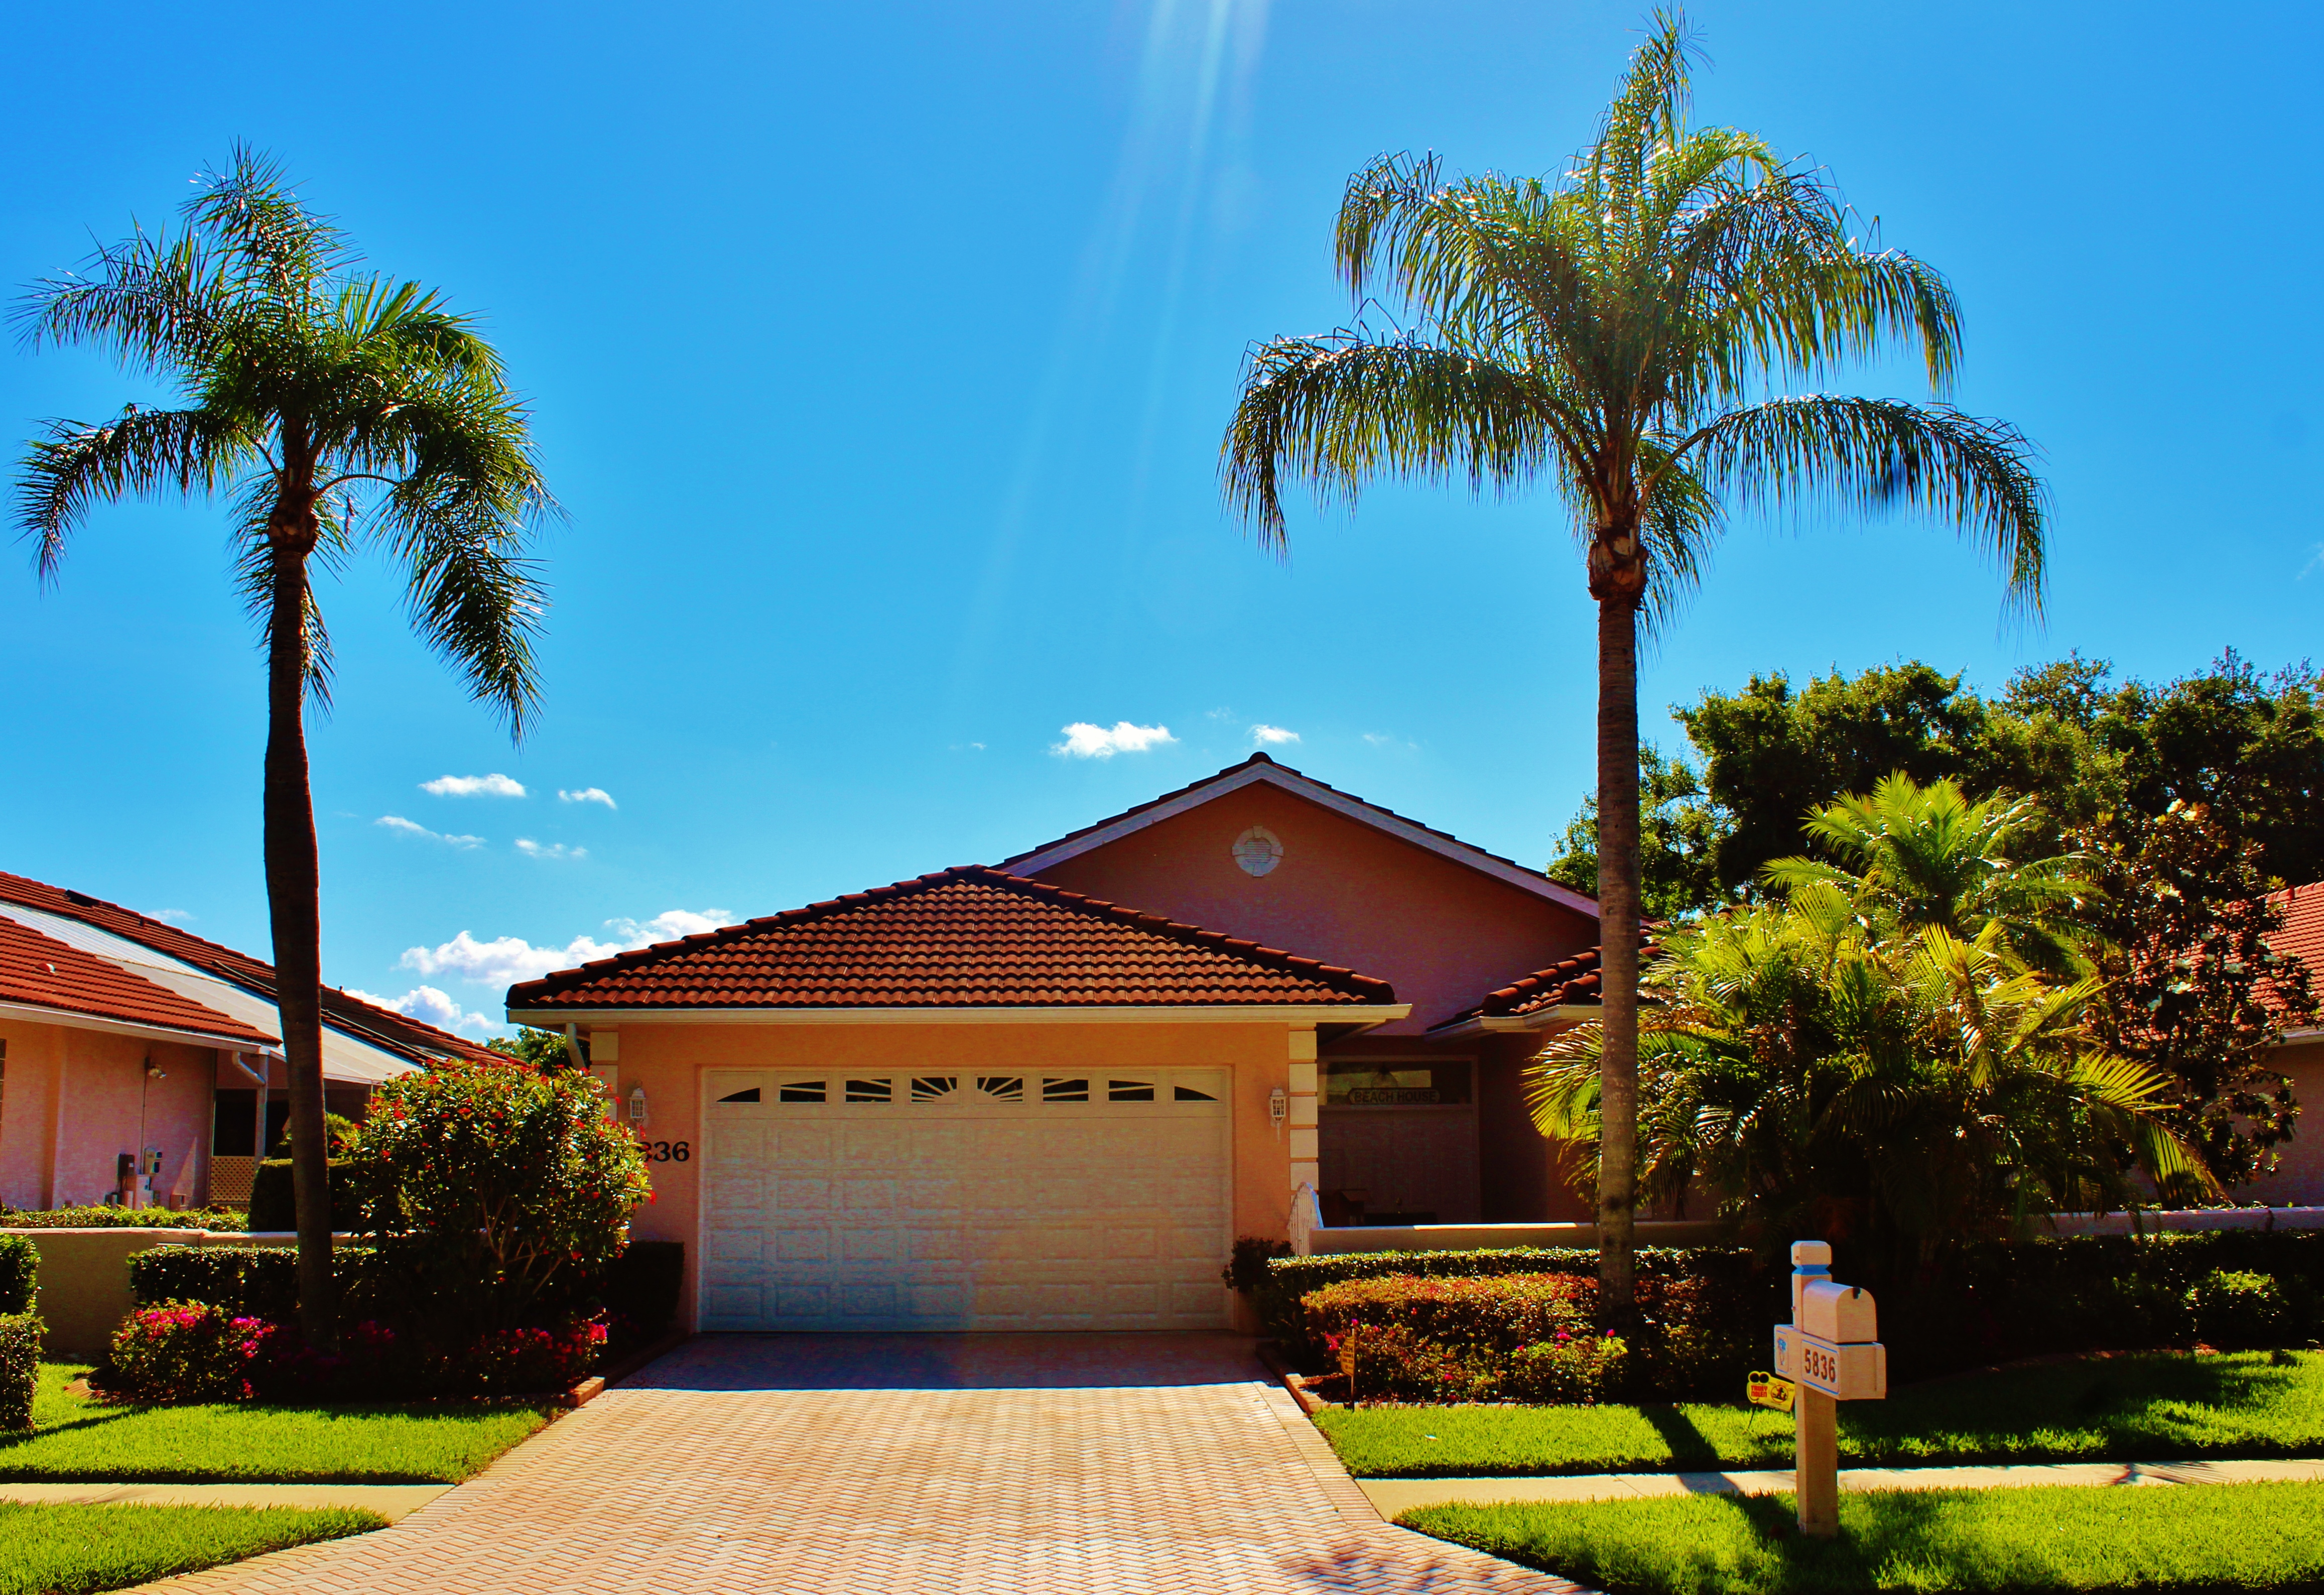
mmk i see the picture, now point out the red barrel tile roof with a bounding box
[507,867,1398,1011]
[2267,882,2324,1017]
[0,871,495,1064]
[1433,937,1662,1030]
[0,914,276,1045]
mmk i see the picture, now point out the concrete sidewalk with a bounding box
[0,1483,449,1522]
[1360,1456,2324,1516]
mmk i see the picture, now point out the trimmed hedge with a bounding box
[0,1206,246,1230]
[128,1245,375,1320]
[0,1234,35,1315]
[0,1312,39,1429]
[1256,1231,2324,1391]
[248,1159,357,1234]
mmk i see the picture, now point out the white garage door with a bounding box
[700,1066,1233,1332]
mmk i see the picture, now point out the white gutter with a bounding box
[1427,1003,1601,1040]
[508,1003,1412,1029]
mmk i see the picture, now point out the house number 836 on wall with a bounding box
[640,1141,691,1162]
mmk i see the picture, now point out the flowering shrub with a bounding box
[1322,1316,1627,1404]
[1304,1273,1592,1354]
[451,1320,606,1394]
[103,1302,277,1403]
[346,1060,651,1341]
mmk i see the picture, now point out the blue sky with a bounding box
[3,1,2317,1037]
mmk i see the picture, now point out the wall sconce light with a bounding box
[1268,1086,1288,1131]
[627,1084,649,1124]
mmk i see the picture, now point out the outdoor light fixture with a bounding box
[627,1084,649,1124]
[1268,1086,1287,1130]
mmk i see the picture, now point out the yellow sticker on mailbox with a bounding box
[1746,1372,1796,1412]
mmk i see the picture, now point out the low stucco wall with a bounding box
[17,1228,301,1357]
[1309,1218,1731,1255]
[2044,1207,2324,1237]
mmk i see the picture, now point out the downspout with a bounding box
[562,1023,586,1071]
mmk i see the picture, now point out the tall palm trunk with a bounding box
[1594,582,1642,1326]
[264,532,333,1346]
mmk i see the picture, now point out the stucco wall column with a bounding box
[1288,1027,1318,1203]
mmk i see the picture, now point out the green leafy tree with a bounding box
[1762,772,2095,976]
[1524,889,2207,1267]
[346,1060,650,1340]
[1219,16,2044,1316]
[488,1028,584,1072]
[1546,747,1732,921]
[12,149,552,1341]
[2075,798,2318,1186]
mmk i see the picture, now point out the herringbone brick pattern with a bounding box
[131,1333,1586,1594]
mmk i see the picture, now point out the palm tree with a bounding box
[1762,772,2095,974]
[13,148,551,1341]
[1220,15,2046,1319]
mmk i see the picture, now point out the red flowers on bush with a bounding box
[103,1302,279,1403]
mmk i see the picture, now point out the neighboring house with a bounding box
[506,754,1608,1335]
[0,873,493,1212]
[2265,881,2324,1204]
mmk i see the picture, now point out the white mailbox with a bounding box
[1798,1279,1879,1345]
[1774,1323,1888,1401]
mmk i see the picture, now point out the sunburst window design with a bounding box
[844,1079,893,1103]
[778,1081,826,1103]
[976,1076,1024,1100]
[717,1087,762,1103]
[1108,1080,1155,1102]
[911,1076,960,1102]
[1042,1077,1090,1102]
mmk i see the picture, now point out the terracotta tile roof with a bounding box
[507,866,1398,1012]
[0,872,496,1064]
[2266,882,2324,1020]
[995,753,1598,909]
[1431,938,1662,1031]
[0,913,277,1045]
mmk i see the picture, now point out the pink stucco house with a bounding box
[503,754,1621,1334]
[0,873,491,1212]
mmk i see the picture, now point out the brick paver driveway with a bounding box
[144,1332,1583,1594]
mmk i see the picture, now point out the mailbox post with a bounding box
[1770,1241,1886,1539]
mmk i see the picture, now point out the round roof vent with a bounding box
[1232,825,1283,878]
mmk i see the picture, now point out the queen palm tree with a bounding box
[13,148,551,1340]
[1221,15,2046,1320]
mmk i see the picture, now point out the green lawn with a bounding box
[1402,1481,2324,1594]
[0,1502,382,1595]
[1321,1351,2324,1478]
[1,1364,555,1484]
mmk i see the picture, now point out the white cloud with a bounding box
[345,984,501,1037]
[1205,706,1237,721]
[2303,544,2324,580]
[558,787,617,809]
[421,773,528,798]
[151,908,195,925]
[376,815,486,849]
[603,908,733,945]
[399,907,735,988]
[515,838,586,861]
[1250,724,1300,746]
[1054,721,1176,759]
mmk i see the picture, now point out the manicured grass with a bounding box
[1321,1351,2324,1478]
[0,1364,555,1484]
[0,1502,382,1595]
[1402,1481,2324,1594]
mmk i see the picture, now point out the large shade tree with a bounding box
[13,149,552,1340]
[1221,16,2045,1318]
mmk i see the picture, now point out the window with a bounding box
[1042,1078,1089,1103]
[1323,1059,1472,1106]
[844,1079,893,1103]
[1107,1079,1155,1102]
[911,1076,959,1102]
[717,1087,762,1103]
[976,1076,1024,1100]
[1173,1083,1216,1102]
[778,1081,827,1103]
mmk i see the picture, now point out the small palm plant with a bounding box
[1220,13,2046,1319]
[13,148,552,1339]
[1762,772,2096,974]
[1524,886,2211,1265]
